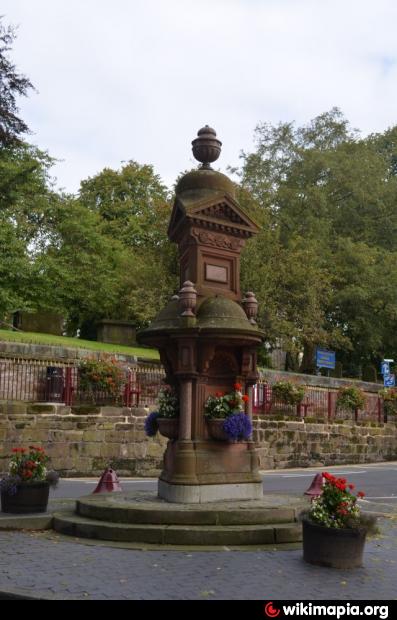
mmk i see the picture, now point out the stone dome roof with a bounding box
[175,168,236,199]
[196,296,257,331]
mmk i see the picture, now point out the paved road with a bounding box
[50,462,397,509]
[0,462,395,600]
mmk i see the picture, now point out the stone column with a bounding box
[179,379,192,440]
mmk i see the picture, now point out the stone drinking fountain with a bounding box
[138,125,263,503]
[54,128,304,545]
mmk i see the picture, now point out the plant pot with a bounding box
[206,418,230,441]
[1,481,50,514]
[302,517,367,568]
[157,418,179,440]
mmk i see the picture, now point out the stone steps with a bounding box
[53,511,302,545]
[76,495,301,526]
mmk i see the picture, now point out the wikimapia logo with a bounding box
[263,602,389,620]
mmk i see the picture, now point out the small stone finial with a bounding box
[242,291,258,324]
[192,125,222,169]
[179,281,197,317]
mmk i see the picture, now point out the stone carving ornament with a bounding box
[191,228,242,251]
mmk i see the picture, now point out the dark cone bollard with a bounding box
[93,468,123,494]
[302,518,367,569]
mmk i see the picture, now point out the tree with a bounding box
[77,161,178,328]
[0,18,34,147]
[0,218,33,318]
[79,161,171,249]
[237,109,397,374]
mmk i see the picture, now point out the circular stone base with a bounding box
[53,491,306,546]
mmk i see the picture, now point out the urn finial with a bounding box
[179,281,197,317]
[242,291,258,324]
[192,125,222,169]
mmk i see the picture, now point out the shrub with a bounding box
[336,386,366,412]
[379,388,397,417]
[78,357,124,401]
[271,380,305,405]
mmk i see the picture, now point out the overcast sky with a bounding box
[2,0,397,193]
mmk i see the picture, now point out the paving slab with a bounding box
[0,517,396,600]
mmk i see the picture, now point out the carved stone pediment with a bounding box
[168,193,260,242]
[191,228,244,251]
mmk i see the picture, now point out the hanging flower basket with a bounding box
[206,418,230,441]
[206,413,252,442]
[157,418,179,440]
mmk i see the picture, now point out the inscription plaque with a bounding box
[205,264,228,283]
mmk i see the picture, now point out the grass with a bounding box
[0,329,159,360]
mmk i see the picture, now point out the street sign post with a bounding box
[315,348,336,370]
[384,374,395,387]
[381,361,390,376]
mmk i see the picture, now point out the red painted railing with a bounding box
[0,358,387,422]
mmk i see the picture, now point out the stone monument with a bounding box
[53,128,304,545]
[137,126,264,503]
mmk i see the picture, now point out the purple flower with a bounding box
[144,411,160,437]
[222,413,252,441]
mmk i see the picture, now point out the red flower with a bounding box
[357,491,365,498]
[234,383,242,391]
[215,392,222,398]
[349,484,355,490]
[242,395,249,403]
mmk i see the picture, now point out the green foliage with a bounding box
[237,108,397,373]
[271,381,305,405]
[362,365,377,383]
[78,357,124,400]
[204,383,248,419]
[0,329,159,359]
[0,18,33,147]
[336,386,366,412]
[78,161,171,249]
[157,387,179,418]
[379,388,397,416]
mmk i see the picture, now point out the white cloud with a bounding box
[2,0,397,192]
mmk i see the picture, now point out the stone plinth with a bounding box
[53,490,305,546]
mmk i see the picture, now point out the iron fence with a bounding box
[0,359,165,408]
[0,357,387,422]
[252,381,384,423]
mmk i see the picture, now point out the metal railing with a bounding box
[0,358,387,422]
[0,359,165,408]
[252,382,385,423]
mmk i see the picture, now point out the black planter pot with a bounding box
[302,518,367,569]
[1,481,50,514]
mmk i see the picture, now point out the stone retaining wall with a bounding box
[0,402,396,476]
[253,418,397,469]
[0,402,167,477]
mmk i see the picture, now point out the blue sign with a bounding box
[381,361,390,376]
[384,374,395,387]
[316,348,336,370]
